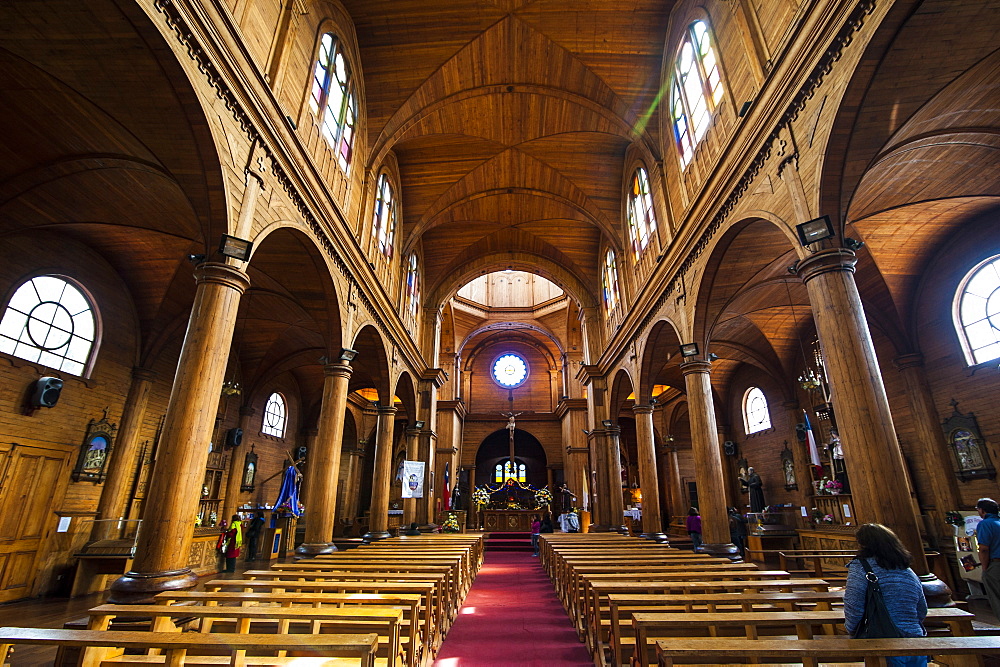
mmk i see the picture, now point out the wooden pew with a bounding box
[654,636,1000,666]
[0,627,378,667]
[202,580,443,649]
[631,608,975,667]
[85,604,403,667]
[605,591,844,667]
[155,591,425,667]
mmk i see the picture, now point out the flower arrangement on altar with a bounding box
[442,513,460,533]
[535,487,552,507]
[810,507,835,526]
[472,487,491,509]
[823,479,843,494]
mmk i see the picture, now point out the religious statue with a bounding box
[740,466,766,513]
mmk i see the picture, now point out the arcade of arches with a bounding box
[0,0,999,627]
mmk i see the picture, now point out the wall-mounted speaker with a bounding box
[295,445,308,461]
[723,440,736,456]
[225,427,243,449]
[795,423,807,442]
[31,376,63,408]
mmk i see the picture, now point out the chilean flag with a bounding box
[804,410,822,466]
[442,462,451,510]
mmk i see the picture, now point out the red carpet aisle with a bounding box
[433,551,592,666]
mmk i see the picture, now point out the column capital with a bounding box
[795,248,857,284]
[194,262,251,293]
[680,359,713,376]
[405,427,422,437]
[131,367,157,382]
[893,352,925,370]
[323,361,354,379]
[632,404,654,415]
[377,404,398,415]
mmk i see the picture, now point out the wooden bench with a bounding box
[631,608,975,667]
[604,592,845,667]
[0,627,378,667]
[653,636,1000,666]
[85,604,403,667]
[154,591,425,667]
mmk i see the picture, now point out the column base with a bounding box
[919,572,954,607]
[697,542,742,562]
[642,532,669,544]
[294,542,338,558]
[417,523,438,533]
[108,568,198,604]
[589,524,613,533]
[362,531,392,543]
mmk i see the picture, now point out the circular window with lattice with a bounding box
[492,353,528,388]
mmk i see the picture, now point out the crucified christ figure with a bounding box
[500,411,528,472]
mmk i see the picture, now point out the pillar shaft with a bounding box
[681,360,731,548]
[798,249,928,573]
[402,428,420,525]
[92,367,156,542]
[111,263,249,602]
[367,405,397,538]
[222,407,256,522]
[299,361,353,553]
[633,405,664,537]
[606,428,627,533]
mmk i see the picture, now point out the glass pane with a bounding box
[0,310,28,339]
[965,264,999,298]
[965,319,997,349]
[7,283,39,314]
[33,276,66,302]
[972,341,1000,364]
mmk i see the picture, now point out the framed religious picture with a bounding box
[72,410,118,483]
[241,446,258,492]
[941,400,995,481]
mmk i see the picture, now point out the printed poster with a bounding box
[401,460,425,499]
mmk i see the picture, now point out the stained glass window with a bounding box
[670,20,725,167]
[495,461,526,482]
[262,392,287,438]
[373,174,397,260]
[310,33,357,172]
[955,255,1000,364]
[406,253,420,317]
[603,249,620,314]
[492,353,527,387]
[0,276,96,376]
[743,387,771,434]
[627,168,658,261]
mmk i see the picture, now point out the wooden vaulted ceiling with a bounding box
[342,0,675,307]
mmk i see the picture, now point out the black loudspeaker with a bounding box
[723,440,736,456]
[225,427,243,449]
[30,376,63,408]
[795,423,807,442]
[295,445,308,461]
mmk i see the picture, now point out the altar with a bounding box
[483,509,535,532]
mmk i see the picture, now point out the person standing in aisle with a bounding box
[686,507,702,552]
[976,497,1000,619]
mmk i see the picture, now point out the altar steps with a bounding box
[485,531,534,552]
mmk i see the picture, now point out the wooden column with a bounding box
[632,405,666,541]
[221,406,256,522]
[797,249,949,602]
[681,360,738,559]
[402,427,421,526]
[467,465,478,528]
[364,405,397,541]
[298,428,318,506]
[91,367,157,542]
[667,446,685,522]
[418,430,438,526]
[605,428,627,533]
[110,263,249,603]
[296,360,354,557]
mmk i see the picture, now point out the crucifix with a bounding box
[500,410,523,468]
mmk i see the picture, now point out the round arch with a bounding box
[473,428,548,489]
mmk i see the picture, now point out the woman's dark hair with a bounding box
[856,523,912,570]
[231,514,241,522]
[688,507,698,516]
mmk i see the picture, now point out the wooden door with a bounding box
[0,444,70,602]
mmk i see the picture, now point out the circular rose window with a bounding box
[492,353,528,387]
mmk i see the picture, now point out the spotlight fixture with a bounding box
[187,253,207,265]
[581,429,591,436]
[414,420,425,429]
[219,234,253,261]
[707,353,719,362]
[601,420,614,428]
[679,343,700,358]
[339,348,358,362]
[844,237,865,251]
[795,215,835,247]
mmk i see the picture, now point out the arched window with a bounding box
[310,33,357,172]
[0,276,97,376]
[495,460,526,483]
[405,253,420,317]
[262,392,287,438]
[743,387,771,434]
[670,19,724,166]
[602,249,620,314]
[955,255,1000,365]
[627,167,658,260]
[372,174,397,260]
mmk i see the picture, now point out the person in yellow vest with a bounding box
[217,514,243,573]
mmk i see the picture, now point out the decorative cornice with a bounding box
[555,398,588,418]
